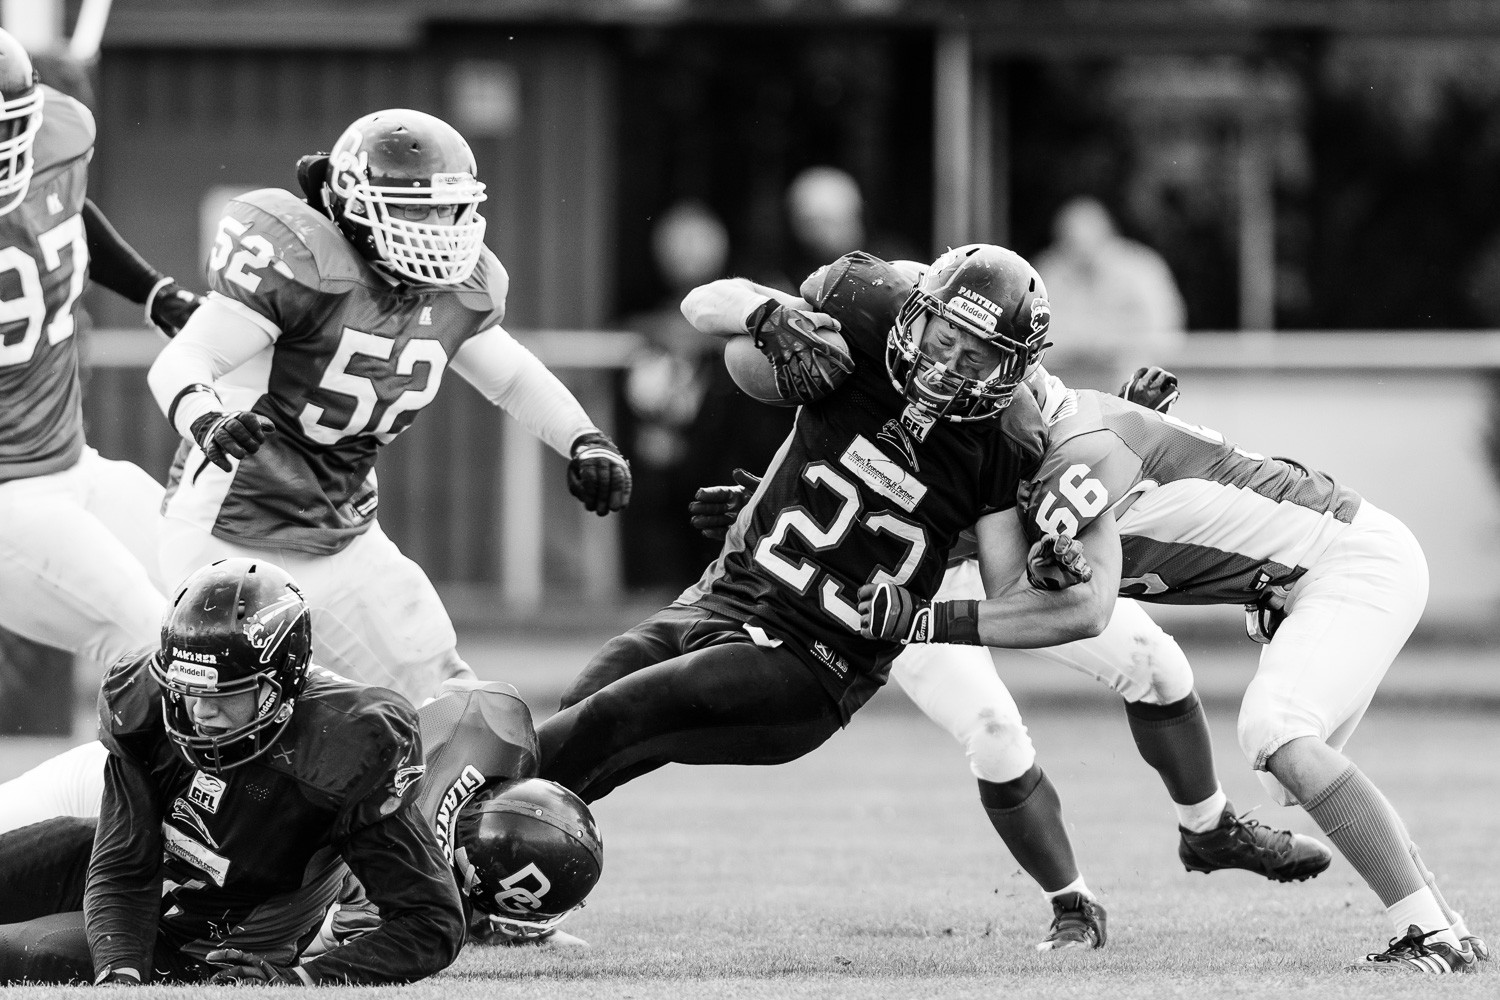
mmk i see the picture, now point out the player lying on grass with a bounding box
[685,254,1327,952]
[858,373,1486,974]
[0,26,204,682]
[146,107,629,707]
[531,244,1321,955]
[0,558,464,984]
[0,651,605,962]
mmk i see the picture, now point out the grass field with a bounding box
[5,637,1499,998]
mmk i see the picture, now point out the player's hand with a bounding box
[145,278,203,339]
[204,948,305,985]
[858,582,934,643]
[746,299,852,403]
[1026,533,1094,590]
[688,468,761,540]
[190,410,276,471]
[1119,365,1180,413]
[568,431,632,516]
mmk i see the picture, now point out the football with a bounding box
[723,330,852,407]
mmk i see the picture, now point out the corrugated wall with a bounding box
[82,32,618,591]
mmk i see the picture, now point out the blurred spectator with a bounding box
[785,166,865,278]
[1034,197,1186,390]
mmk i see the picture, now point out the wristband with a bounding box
[931,600,982,645]
[166,383,222,440]
[744,298,779,344]
[143,275,173,326]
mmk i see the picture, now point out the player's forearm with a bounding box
[680,278,804,337]
[148,294,277,439]
[81,199,165,305]
[971,575,1115,648]
[84,756,163,981]
[452,327,597,457]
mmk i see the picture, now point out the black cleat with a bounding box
[1178,804,1332,882]
[1349,925,1476,973]
[1035,892,1107,952]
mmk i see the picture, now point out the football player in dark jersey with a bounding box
[0,559,465,985]
[533,245,1316,953]
[681,257,1323,950]
[862,381,1483,973]
[0,26,203,676]
[145,108,630,707]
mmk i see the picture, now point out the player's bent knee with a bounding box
[964,708,1036,784]
[1131,630,1196,706]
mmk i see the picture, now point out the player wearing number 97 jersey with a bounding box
[147,109,629,705]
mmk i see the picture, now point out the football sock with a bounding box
[1042,875,1094,903]
[1175,787,1230,834]
[978,766,1080,893]
[1410,842,1470,939]
[1123,691,1220,808]
[1302,763,1460,947]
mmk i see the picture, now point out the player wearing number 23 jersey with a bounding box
[148,109,626,703]
[535,250,1041,805]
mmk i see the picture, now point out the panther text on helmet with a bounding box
[323,109,488,286]
[885,244,1052,438]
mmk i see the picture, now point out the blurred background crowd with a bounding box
[8,1,1500,711]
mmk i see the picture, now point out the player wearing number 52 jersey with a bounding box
[148,108,631,705]
[868,385,1482,972]
[0,28,204,672]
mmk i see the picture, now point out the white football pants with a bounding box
[0,740,106,833]
[0,448,167,667]
[891,559,1195,784]
[160,517,467,706]
[1238,501,1428,805]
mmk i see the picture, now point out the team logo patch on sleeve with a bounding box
[839,435,928,512]
[434,764,488,863]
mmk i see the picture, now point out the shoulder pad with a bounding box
[801,252,914,359]
[445,247,508,328]
[999,380,1047,464]
[97,650,162,755]
[277,670,423,809]
[227,188,367,290]
[32,85,93,174]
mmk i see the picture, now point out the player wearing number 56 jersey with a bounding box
[148,108,631,705]
[0,28,204,672]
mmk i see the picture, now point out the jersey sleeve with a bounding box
[31,85,94,174]
[799,252,914,360]
[96,651,160,761]
[84,741,164,981]
[453,249,509,331]
[205,192,345,340]
[1017,428,1143,540]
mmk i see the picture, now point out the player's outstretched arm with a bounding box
[81,199,203,337]
[83,753,165,986]
[858,511,1122,649]
[680,277,832,337]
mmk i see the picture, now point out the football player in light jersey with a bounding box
[0,679,603,957]
[533,245,1317,952]
[146,108,631,705]
[682,257,1325,952]
[861,379,1483,973]
[0,28,203,671]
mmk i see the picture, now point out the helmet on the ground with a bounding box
[450,778,603,938]
[324,109,487,285]
[0,29,42,217]
[886,244,1052,421]
[151,559,312,773]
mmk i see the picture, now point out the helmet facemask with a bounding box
[0,82,42,217]
[151,655,297,773]
[327,137,487,286]
[886,287,1038,423]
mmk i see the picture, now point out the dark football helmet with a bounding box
[886,244,1052,422]
[323,108,487,286]
[151,558,312,773]
[0,28,42,217]
[450,778,603,939]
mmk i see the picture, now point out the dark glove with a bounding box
[567,431,632,516]
[1119,365,1180,413]
[688,468,761,540]
[190,410,276,472]
[859,582,933,643]
[146,278,203,339]
[746,299,853,403]
[204,948,305,985]
[1026,533,1093,591]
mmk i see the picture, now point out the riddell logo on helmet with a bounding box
[167,661,219,690]
[951,288,1000,334]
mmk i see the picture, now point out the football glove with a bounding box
[144,277,203,339]
[858,583,981,644]
[190,410,276,472]
[567,431,632,516]
[745,298,853,403]
[1026,533,1093,591]
[204,948,306,985]
[1119,365,1180,413]
[688,468,761,540]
